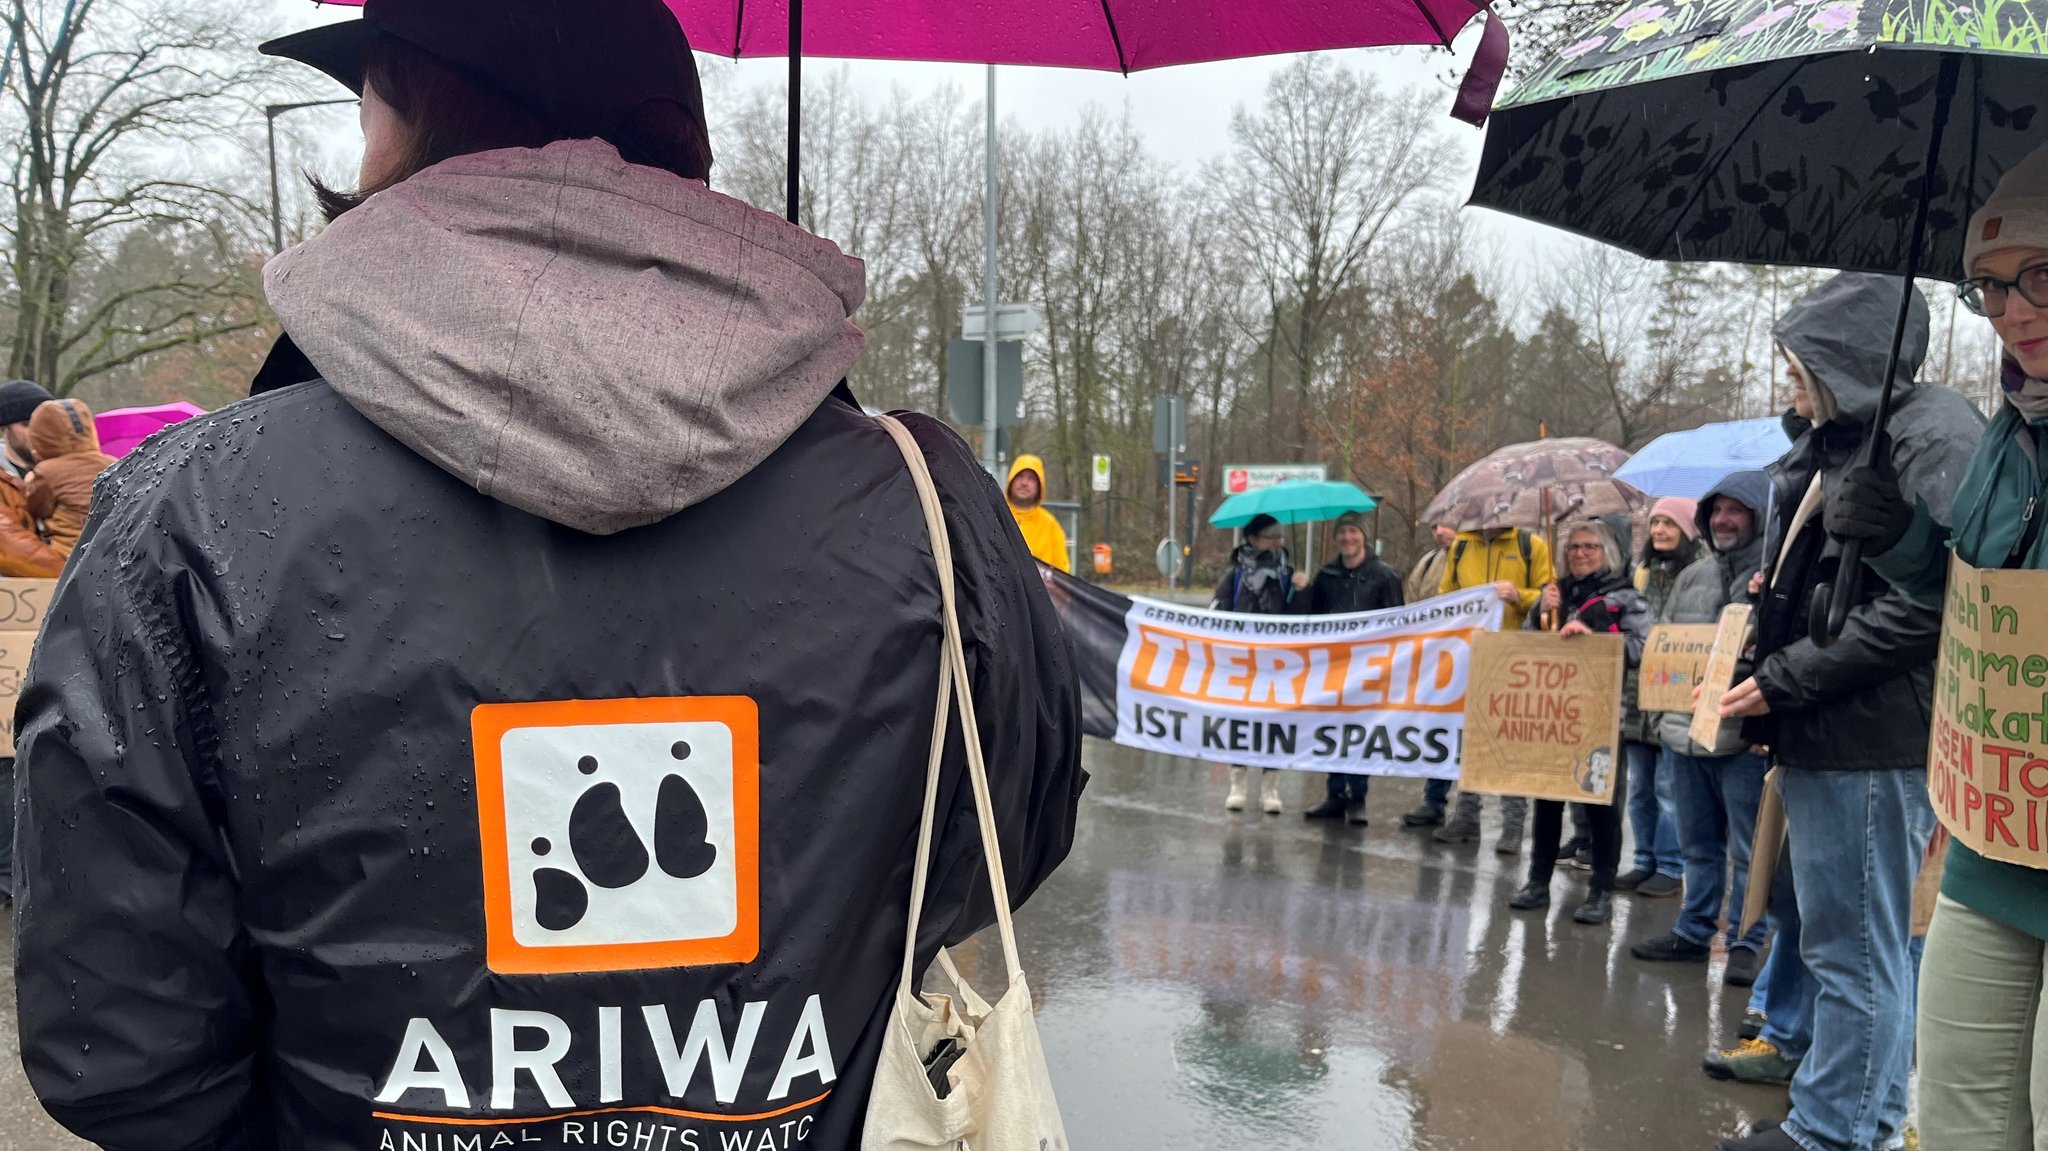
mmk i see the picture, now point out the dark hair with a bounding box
[1244,514,1281,538]
[315,33,713,220]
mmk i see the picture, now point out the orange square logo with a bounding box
[1986,217,2005,242]
[472,697,760,975]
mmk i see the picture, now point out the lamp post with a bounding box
[266,99,358,254]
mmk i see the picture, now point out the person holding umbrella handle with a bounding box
[1827,144,2048,1151]
[1707,273,1981,1151]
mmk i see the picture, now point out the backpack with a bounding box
[1450,528,1533,585]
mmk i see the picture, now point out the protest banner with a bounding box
[1928,558,2048,869]
[1639,624,1718,713]
[1688,605,1752,748]
[1458,631,1625,804]
[0,578,56,756]
[1109,586,1503,778]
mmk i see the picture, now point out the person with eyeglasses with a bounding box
[1705,271,1981,1151]
[1506,518,1653,926]
[1828,144,2048,1151]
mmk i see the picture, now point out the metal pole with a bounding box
[785,0,802,224]
[268,109,283,254]
[982,64,1000,472]
[265,99,358,254]
[1166,403,1176,590]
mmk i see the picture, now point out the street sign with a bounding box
[1155,538,1184,580]
[1159,458,1202,486]
[1091,454,1112,492]
[1221,463,1328,495]
[946,339,1024,427]
[1152,397,1187,456]
[963,303,1043,341]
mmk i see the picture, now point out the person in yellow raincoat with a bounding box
[1006,454,1071,572]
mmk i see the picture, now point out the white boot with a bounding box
[1261,770,1283,815]
[1225,766,1248,811]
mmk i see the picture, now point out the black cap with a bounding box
[0,380,53,427]
[260,0,704,144]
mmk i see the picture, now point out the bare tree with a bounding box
[1211,56,1458,456]
[3,0,282,395]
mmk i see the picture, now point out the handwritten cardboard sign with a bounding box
[0,581,58,756]
[1688,605,1752,749]
[1928,557,2048,870]
[1458,630,1625,805]
[0,629,35,756]
[1640,624,1718,713]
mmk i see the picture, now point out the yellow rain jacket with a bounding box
[1006,454,1071,573]
[1440,528,1554,631]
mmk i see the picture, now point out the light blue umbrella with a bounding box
[1209,480,1376,529]
[1614,419,1791,499]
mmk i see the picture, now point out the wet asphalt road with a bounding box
[0,739,1778,1151]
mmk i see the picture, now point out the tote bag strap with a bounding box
[874,414,1025,993]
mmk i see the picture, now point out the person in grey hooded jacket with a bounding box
[1631,472,1806,1063]
[10,4,1086,1150]
[1711,274,1983,1151]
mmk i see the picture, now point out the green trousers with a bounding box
[1920,894,2048,1151]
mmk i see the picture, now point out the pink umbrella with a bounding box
[311,0,1509,219]
[96,402,208,459]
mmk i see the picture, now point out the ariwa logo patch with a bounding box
[473,697,759,975]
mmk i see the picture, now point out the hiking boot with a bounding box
[1738,1009,1766,1041]
[1494,824,1523,856]
[1703,1038,1800,1085]
[1555,835,1588,862]
[1508,882,1550,910]
[1225,766,1248,812]
[1613,867,1654,891]
[1401,803,1445,828]
[1433,816,1480,844]
[1725,947,1762,987]
[1630,932,1712,963]
[1260,771,1283,815]
[1574,890,1613,925]
[1636,873,1682,898]
[1344,802,1369,827]
[1304,797,1350,820]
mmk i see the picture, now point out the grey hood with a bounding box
[265,139,867,535]
[1772,271,1928,428]
[1694,468,1770,558]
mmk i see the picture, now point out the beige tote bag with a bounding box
[862,414,1069,1151]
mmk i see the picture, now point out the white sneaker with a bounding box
[1261,771,1283,815]
[1225,766,1248,811]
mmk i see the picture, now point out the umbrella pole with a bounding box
[1816,54,1960,643]
[784,0,802,224]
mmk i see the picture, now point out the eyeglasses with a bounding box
[1958,263,2048,317]
[1565,543,1605,553]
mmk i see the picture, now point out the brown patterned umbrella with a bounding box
[1423,438,1648,532]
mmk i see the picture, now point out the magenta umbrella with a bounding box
[313,0,1509,220]
[97,402,208,459]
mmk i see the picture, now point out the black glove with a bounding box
[1825,462,1913,556]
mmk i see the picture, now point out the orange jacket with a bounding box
[24,399,115,557]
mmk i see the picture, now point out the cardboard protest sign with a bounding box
[1114,588,1504,778]
[1688,605,1752,749]
[1458,631,1625,805]
[0,579,56,757]
[1927,557,2048,869]
[1640,624,1718,713]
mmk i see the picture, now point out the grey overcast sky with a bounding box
[263,0,1586,281]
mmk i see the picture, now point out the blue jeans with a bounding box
[1668,750,1772,951]
[1627,742,1683,877]
[1776,768,1934,1151]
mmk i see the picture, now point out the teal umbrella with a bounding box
[1209,480,1377,529]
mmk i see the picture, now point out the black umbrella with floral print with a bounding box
[1470,0,2039,638]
